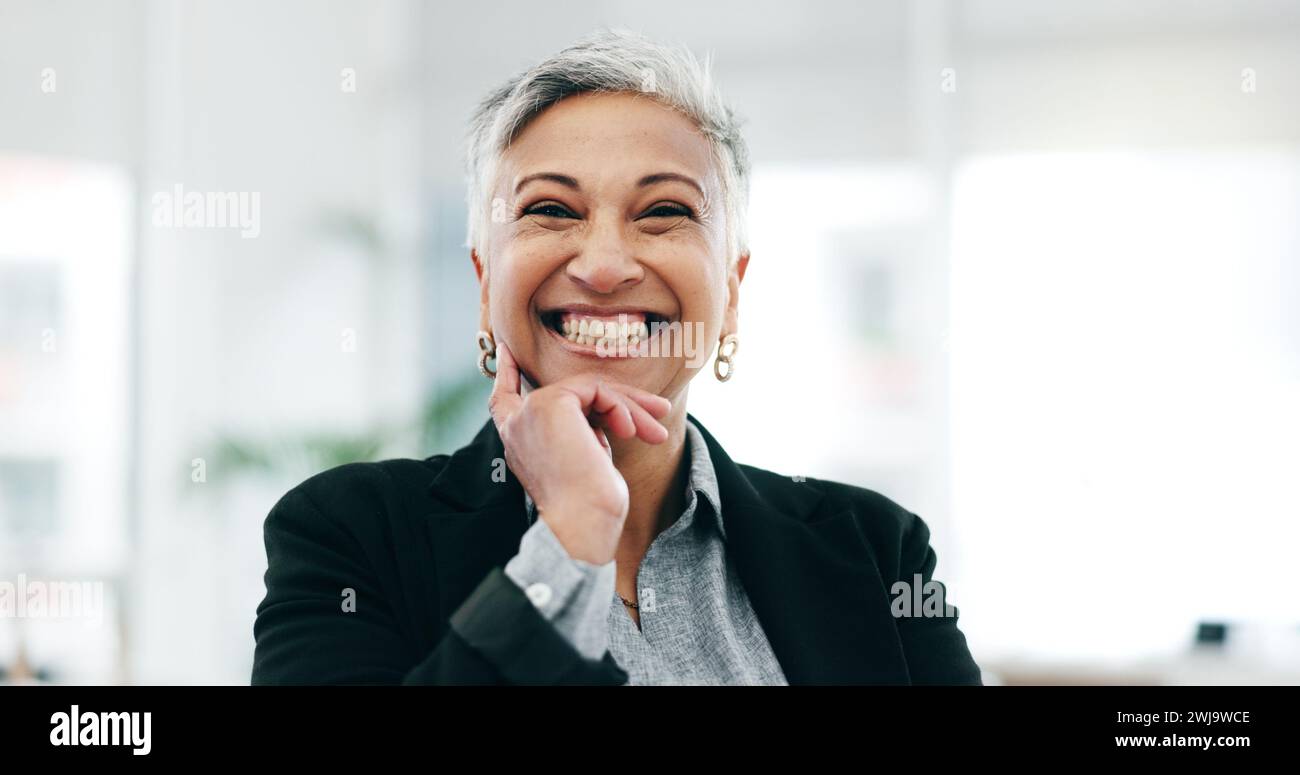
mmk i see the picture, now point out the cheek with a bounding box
[652,251,726,321]
[492,245,553,306]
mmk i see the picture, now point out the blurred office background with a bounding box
[1,0,1297,684]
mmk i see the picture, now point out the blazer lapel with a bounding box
[425,420,529,617]
[690,415,912,685]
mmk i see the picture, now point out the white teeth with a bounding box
[554,315,665,348]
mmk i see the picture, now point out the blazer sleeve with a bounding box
[251,486,628,686]
[894,511,983,685]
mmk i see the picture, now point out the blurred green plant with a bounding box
[200,369,489,489]
[415,368,492,455]
[193,207,491,490]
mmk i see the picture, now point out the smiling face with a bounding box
[472,91,748,403]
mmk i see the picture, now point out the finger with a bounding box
[562,374,670,419]
[592,425,613,459]
[578,381,665,444]
[606,382,672,419]
[555,376,662,437]
[589,381,638,439]
[487,339,522,428]
[618,392,669,444]
[494,338,520,394]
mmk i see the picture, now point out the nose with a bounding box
[565,214,643,293]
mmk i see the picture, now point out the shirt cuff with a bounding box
[504,515,616,662]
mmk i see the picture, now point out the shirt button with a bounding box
[525,582,553,608]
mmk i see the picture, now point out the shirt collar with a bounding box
[684,416,724,539]
[523,416,725,540]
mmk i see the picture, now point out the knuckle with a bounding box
[527,387,560,412]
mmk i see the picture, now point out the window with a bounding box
[950,150,1300,661]
[0,155,132,683]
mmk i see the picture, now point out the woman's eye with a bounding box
[641,204,693,219]
[523,203,576,219]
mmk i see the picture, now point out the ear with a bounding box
[722,251,750,336]
[471,248,491,331]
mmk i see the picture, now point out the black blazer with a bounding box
[251,414,982,685]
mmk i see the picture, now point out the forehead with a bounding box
[499,92,721,195]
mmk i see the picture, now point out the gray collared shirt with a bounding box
[503,417,788,685]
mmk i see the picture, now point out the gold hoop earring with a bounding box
[714,333,739,382]
[476,330,497,379]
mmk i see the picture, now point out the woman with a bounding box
[252,29,981,686]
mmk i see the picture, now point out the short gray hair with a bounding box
[465,28,750,264]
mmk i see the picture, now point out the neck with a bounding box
[608,398,691,552]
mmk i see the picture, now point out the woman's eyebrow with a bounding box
[513,171,704,196]
[638,172,704,196]
[514,172,580,194]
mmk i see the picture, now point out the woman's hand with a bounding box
[488,340,672,565]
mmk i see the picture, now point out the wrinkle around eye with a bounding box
[637,215,699,237]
